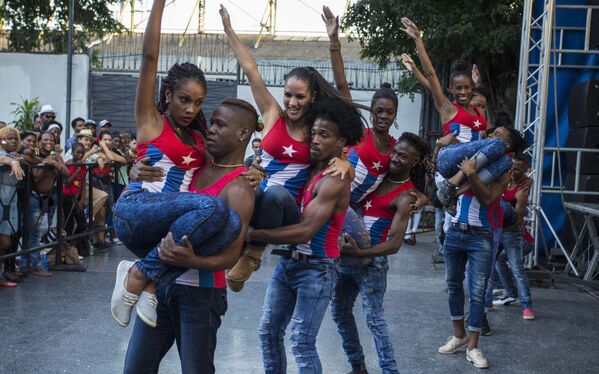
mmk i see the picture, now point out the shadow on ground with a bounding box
[1,233,597,373]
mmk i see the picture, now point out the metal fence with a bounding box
[0,161,129,272]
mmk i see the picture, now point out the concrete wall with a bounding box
[0,53,89,143]
[237,84,423,158]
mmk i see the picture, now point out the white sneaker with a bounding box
[466,348,489,369]
[492,288,506,298]
[137,291,158,328]
[492,296,519,306]
[110,260,138,327]
[438,335,468,354]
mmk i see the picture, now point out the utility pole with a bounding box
[65,0,75,141]
[198,0,206,33]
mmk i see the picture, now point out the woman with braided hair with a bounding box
[111,0,243,330]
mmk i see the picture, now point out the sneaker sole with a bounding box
[111,260,135,327]
[466,355,489,369]
[523,316,535,320]
[136,307,157,328]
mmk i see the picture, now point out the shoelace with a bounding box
[122,290,138,307]
[146,294,158,308]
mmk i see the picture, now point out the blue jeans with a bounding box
[339,207,372,267]
[437,138,512,185]
[483,228,502,308]
[259,256,337,374]
[435,208,445,253]
[250,185,300,247]
[495,229,533,308]
[123,283,227,374]
[22,193,50,270]
[443,224,493,332]
[114,190,241,284]
[331,257,398,374]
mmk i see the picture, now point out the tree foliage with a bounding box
[343,0,523,113]
[0,0,124,53]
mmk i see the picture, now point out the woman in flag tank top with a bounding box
[123,99,259,374]
[111,0,242,329]
[220,5,355,291]
[332,132,430,374]
[401,18,487,143]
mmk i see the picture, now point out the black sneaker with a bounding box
[481,313,492,336]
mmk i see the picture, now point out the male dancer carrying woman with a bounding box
[111,0,242,329]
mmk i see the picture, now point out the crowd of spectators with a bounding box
[0,104,137,287]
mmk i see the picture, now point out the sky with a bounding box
[111,0,352,35]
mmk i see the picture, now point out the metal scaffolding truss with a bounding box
[515,0,599,279]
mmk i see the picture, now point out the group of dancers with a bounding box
[109,1,533,372]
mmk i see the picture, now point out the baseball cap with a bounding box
[99,119,112,128]
[39,104,56,116]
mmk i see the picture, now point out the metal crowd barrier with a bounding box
[0,160,130,272]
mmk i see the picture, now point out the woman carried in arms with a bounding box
[400,17,527,212]
[110,0,247,328]
[220,5,356,291]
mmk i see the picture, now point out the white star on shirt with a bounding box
[364,200,373,210]
[473,120,482,129]
[181,153,196,165]
[372,161,383,171]
[282,145,297,157]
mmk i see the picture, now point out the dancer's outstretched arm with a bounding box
[401,53,431,92]
[135,0,166,142]
[220,5,280,133]
[400,17,457,124]
[322,6,351,99]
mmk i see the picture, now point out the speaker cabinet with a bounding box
[568,80,599,128]
[564,174,599,203]
[566,127,599,174]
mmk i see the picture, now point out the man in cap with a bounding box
[38,104,56,131]
[99,119,112,131]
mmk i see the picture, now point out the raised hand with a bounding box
[400,53,416,72]
[219,4,232,30]
[400,17,420,39]
[472,64,481,87]
[321,5,339,39]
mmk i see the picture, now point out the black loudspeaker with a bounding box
[564,174,599,203]
[566,127,599,174]
[568,80,599,128]
[590,0,599,48]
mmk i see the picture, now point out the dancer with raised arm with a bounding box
[220,5,354,291]
[123,99,259,373]
[111,0,242,329]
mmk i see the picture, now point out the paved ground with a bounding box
[1,233,598,373]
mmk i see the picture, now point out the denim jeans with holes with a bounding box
[443,224,493,332]
[495,228,533,308]
[331,256,398,374]
[113,189,241,285]
[259,256,337,374]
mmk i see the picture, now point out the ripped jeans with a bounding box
[331,257,398,374]
[259,256,337,374]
